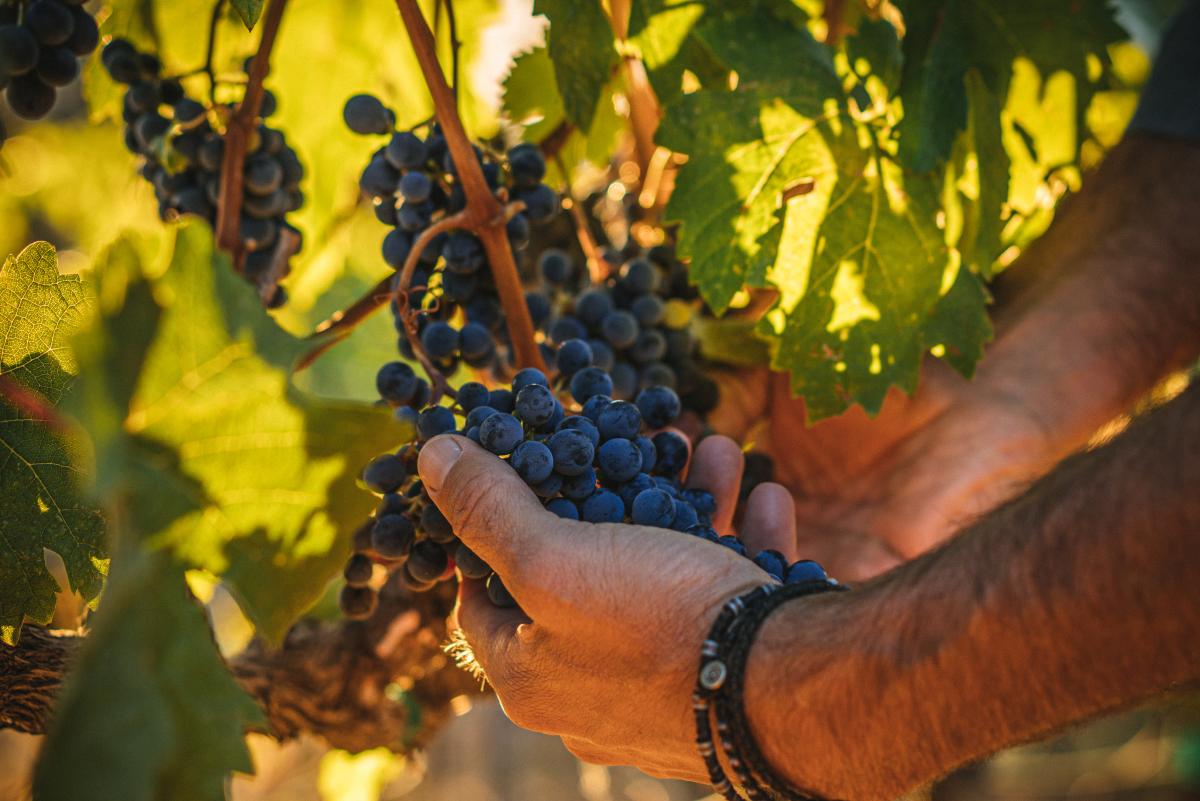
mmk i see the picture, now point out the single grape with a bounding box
[417,405,457,441]
[339,585,378,619]
[459,322,494,361]
[550,316,588,344]
[514,183,559,224]
[6,73,55,120]
[717,536,747,556]
[596,400,642,441]
[753,550,788,581]
[601,310,639,349]
[785,560,827,585]
[420,502,455,543]
[619,258,658,294]
[532,473,563,498]
[376,492,408,518]
[581,489,624,523]
[512,367,549,392]
[635,386,682,429]
[344,553,374,586]
[442,232,484,274]
[512,439,554,485]
[633,436,657,473]
[630,293,665,326]
[560,467,598,501]
[382,229,412,269]
[488,388,515,413]
[670,499,699,532]
[514,384,556,427]
[456,381,490,412]
[507,142,546,186]
[546,497,580,520]
[399,170,432,203]
[421,321,460,359]
[363,454,408,493]
[407,541,449,583]
[597,438,643,483]
[570,367,614,404]
[478,412,523,455]
[385,131,427,169]
[575,289,613,329]
[454,542,492,579]
[525,290,552,327]
[26,2,74,46]
[548,428,595,476]
[486,573,517,608]
[555,338,593,376]
[34,45,77,86]
[631,488,674,528]
[372,513,415,559]
[539,248,574,285]
[359,155,399,197]
[652,431,689,476]
[344,93,394,135]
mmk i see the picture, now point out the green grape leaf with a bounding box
[846,17,903,94]
[501,46,625,176]
[532,0,618,130]
[503,46,567,143]
[231,0,264,30]
[660,11,989,418]
[896,0,1127,172]
[34,549,261,801]
[657,16,841,313]
[760,155,955,419]
[0,243,105,646]
[924,266,993,378]
[77,226,408,642]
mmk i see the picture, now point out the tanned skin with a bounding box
[747,381,1200,799]
[414,133,1200,799]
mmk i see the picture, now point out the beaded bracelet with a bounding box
[693,575,847,800]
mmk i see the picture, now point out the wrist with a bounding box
[742,587,911,801]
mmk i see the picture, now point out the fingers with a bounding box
[684,435,745,534]
[739,482,797,560]
[419,435,571,581]
[454,577,529,679]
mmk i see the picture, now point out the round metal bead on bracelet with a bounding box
[693,565,848,801]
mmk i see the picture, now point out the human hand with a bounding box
[707,360,1058,578]
[417,432,802,781]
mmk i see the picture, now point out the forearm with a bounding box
[975,135,1200,456]
[747,380,1200,800]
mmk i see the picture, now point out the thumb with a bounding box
[418,434,568,584]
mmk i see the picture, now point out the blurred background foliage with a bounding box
[2,0,1199,799]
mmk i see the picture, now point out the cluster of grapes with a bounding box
[101,39,305,307]
[0,0,100,133]
[535,244,719,414]
[341,93,560,373]
[340,347,828,618]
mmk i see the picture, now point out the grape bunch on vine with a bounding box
[0,0,1145,798]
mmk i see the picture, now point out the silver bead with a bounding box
[699,659,727,690]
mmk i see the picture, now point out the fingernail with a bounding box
[419,435,463,492]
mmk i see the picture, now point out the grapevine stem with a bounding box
[214,0,289,263]
[297,213,464,373]
[824,0,846,44]
[443,0,460,101]
[203,0,226,106]
[605,0,661,193]
[555,155,607,283]
[0,374,71,435]
[394,0,545,372]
